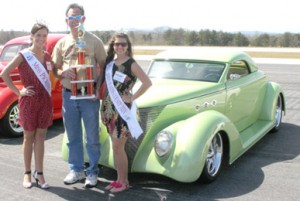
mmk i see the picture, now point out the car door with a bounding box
[225,60,263,132]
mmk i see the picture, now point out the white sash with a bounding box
[20,49,51,96]
[105,61,143,139]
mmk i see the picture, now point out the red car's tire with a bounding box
[0,101,23,137]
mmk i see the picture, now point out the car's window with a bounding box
[0,44,29,62]
[227,60,250,80]
[148,61,225,82]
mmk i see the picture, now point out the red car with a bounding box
[0,34,66,137]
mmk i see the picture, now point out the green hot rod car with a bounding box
[62,48,285,183]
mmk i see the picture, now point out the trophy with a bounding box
[70,21,95,100]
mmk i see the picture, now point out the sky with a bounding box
[1,0,300,33]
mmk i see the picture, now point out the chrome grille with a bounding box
[125,105,165,167]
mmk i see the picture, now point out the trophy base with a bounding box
[70,94,96,100]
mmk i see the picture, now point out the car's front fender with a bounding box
[131,110,240,183]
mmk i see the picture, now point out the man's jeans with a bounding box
[62,89,100,176]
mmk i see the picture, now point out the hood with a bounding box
[135,78,224,108]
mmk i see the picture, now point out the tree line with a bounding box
[1,28,300,47]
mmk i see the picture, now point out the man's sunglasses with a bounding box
[114,42,128,47]
[68,15,82,21]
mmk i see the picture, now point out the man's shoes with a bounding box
[85,174,98,188]
[64,171,85,185]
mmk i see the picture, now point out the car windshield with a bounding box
[0,44,29,62]
[148,61,225,82]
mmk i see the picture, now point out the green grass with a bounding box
[246,51,300,59]
[133,49,162,55]
[133,48,300,59]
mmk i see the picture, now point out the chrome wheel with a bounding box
[201,132,223,183]
[271,95,282,133]
[8,103,23,133]
[0,101,23,137]
[206,133,223,176]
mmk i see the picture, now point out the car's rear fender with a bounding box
[131,110,241,183]
[259,82,286,120]
[0,84,21,119]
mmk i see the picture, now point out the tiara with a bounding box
[35,19,49,27]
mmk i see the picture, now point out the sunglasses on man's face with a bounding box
[114,42,128,47]
[68,15,82,21]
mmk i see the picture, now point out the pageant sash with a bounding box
[20,49,51,96]
[105,61,143,139]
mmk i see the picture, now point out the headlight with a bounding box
[154,130,173,157]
